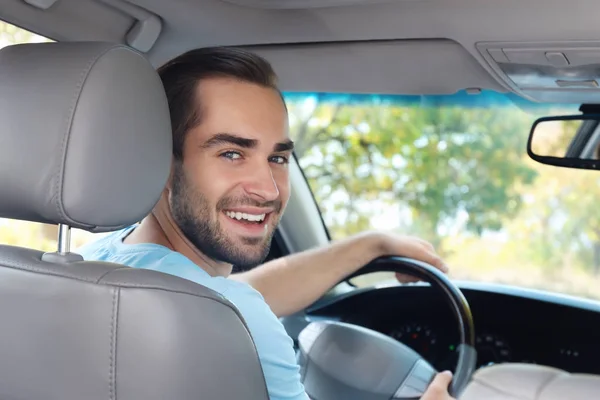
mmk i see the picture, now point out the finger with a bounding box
[430,370,453,388]
[415,238,436,252]
[395,266,451,284]
[400,235,435,251]
[396,256,450,283]
[401,247,449,273]
[395,272,421,283]
[427,254,449,273]
[414,244,448,272]
[395,241,435,261]
[385,236,449,273]
[421,371,453,400]
[429,371,453,395]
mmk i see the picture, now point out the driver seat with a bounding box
[460,363,600,399]
[0,42,268,400]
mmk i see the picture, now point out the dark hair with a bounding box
[157,47,282,160]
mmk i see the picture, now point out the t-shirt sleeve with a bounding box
[217,279,309,400]
[155,254,308,400]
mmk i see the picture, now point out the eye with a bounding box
[270,155,289,165]
[220,151,242,160]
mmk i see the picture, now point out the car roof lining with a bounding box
[1,0,131,44]
[237,39,507,95]
[4,0,600,101]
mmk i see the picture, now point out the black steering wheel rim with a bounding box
[344,255,477,398]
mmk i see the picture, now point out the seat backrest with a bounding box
[0,42,268,400]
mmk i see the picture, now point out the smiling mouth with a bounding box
[224,210,268,224]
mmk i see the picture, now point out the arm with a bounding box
[231,231,448,318]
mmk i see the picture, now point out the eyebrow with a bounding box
[201,133,257,149]
[202,133,295,152]
[274,139,294,153]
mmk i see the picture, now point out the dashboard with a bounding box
[293,281,600,374]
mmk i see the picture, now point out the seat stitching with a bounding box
[52,46,107,224]
[534,371,568,400]
[0,258,227,298]
[95,267,130,284]
[52,44,131,227]
[109,288,119,400]
[0,258,246,320]
[0,258,99,282]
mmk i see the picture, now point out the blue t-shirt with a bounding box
[77,226,308,400]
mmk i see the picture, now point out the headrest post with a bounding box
[57,224,71,255]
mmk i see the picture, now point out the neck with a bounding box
[124,190,232,277]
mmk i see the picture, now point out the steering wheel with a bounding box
[296,256,477,400]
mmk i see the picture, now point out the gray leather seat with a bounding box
[0,42,268,400]
[460,363,600,400]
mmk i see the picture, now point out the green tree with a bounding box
[539,167,600,274]
[0,21,50,47]
[502,117,600,276]
[289,98,539,253]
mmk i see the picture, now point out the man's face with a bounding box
[169,77,292,272]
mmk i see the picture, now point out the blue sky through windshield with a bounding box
[283,89,580,115]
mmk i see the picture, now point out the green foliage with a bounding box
[289,96,600,298]
[0,21,51,47]
[290,101,538,247]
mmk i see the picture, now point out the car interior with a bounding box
[2,0,600,399]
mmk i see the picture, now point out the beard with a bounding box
[169,162,281,273]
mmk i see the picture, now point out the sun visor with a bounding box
[477,41,600,104]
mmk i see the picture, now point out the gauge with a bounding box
[476,333,512,366]
[390,323,438,361]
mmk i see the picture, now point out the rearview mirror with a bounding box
[528,114,600,170]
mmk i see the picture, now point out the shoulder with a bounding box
[76,226,139,260]
[211,279,307,399]
[79,233,305,398]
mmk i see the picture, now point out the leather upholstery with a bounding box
[0,42,172,232]
[0,42,269,400]
[0,245,269,400]
[460,363,600,400]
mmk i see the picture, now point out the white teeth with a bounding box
[225,211,266,222]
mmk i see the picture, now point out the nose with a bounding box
[243,161,280,202]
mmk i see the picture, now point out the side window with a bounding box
[0,20,52,48]
[0,20,103,252]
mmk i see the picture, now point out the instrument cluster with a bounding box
[389,322,513,371]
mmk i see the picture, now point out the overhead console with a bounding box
[477,41,600,104]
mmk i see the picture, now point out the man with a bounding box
[78,47,455,400]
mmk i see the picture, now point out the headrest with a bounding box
[0,42,172,232]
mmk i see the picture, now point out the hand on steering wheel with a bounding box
[297,256,477,400]
[421,371,456,400]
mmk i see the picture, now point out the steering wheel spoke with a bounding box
[297,256,477,400]
[393,359,437,398]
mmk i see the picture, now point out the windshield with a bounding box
[284,90,600,301]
